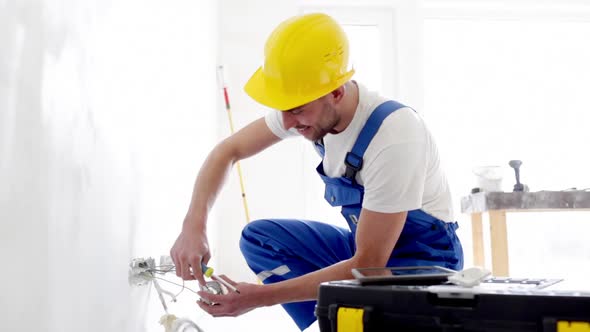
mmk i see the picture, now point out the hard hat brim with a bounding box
[244,66,355,111]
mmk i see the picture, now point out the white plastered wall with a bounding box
[0,0,217,331]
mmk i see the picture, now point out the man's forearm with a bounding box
[184,142,235,228]
[259,257,357,306]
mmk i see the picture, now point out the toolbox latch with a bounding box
[557,321,590,332]
[337,307,364,332]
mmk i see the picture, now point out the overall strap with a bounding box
[343,100,406,182]
[314,138,325,157]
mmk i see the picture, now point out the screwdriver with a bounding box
[201,262,241,294]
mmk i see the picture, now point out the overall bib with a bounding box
[240,101,463,331]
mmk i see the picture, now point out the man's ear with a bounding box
[330,84,346,104]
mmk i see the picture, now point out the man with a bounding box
[170,12,463,331]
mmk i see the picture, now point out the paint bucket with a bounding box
[473,166,503,192]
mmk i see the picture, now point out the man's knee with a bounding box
[241,219,278,239]
[239,219,277,255]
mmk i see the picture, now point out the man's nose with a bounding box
[282,112,297,130]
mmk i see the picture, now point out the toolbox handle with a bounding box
[426,292,478,309]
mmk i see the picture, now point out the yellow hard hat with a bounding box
[244,13,355,111]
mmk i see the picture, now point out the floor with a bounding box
[196,305,320,332]
[151,301,320,332]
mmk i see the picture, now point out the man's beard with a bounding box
[303,104,339,141]
[305,127,329,141]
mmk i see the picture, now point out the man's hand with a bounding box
[197,275,266,317]
[170,226,210,285]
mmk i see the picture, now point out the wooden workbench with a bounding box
[460,190,590,276]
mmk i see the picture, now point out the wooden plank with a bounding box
[489,210,509,276]
[471,212,485,268]
[461,191,590,213]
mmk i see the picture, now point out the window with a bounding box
[422,3,590,277]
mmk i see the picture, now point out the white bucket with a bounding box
[472,166,503,192]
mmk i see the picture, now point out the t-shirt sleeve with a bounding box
[264,111,299,139]
[360,122,428,214]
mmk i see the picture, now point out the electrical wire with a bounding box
[131,258,207,331]
[152,276,200,296]
[149,264,176,274]
[173,279,185,299]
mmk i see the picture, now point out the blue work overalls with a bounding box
[240,100,464,331]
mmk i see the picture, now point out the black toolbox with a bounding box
[315,279,590,332]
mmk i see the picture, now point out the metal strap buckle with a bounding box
[344,152,363,180]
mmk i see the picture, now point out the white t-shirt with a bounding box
[264,82,454,222]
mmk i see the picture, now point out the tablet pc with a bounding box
[352,266,457,285]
